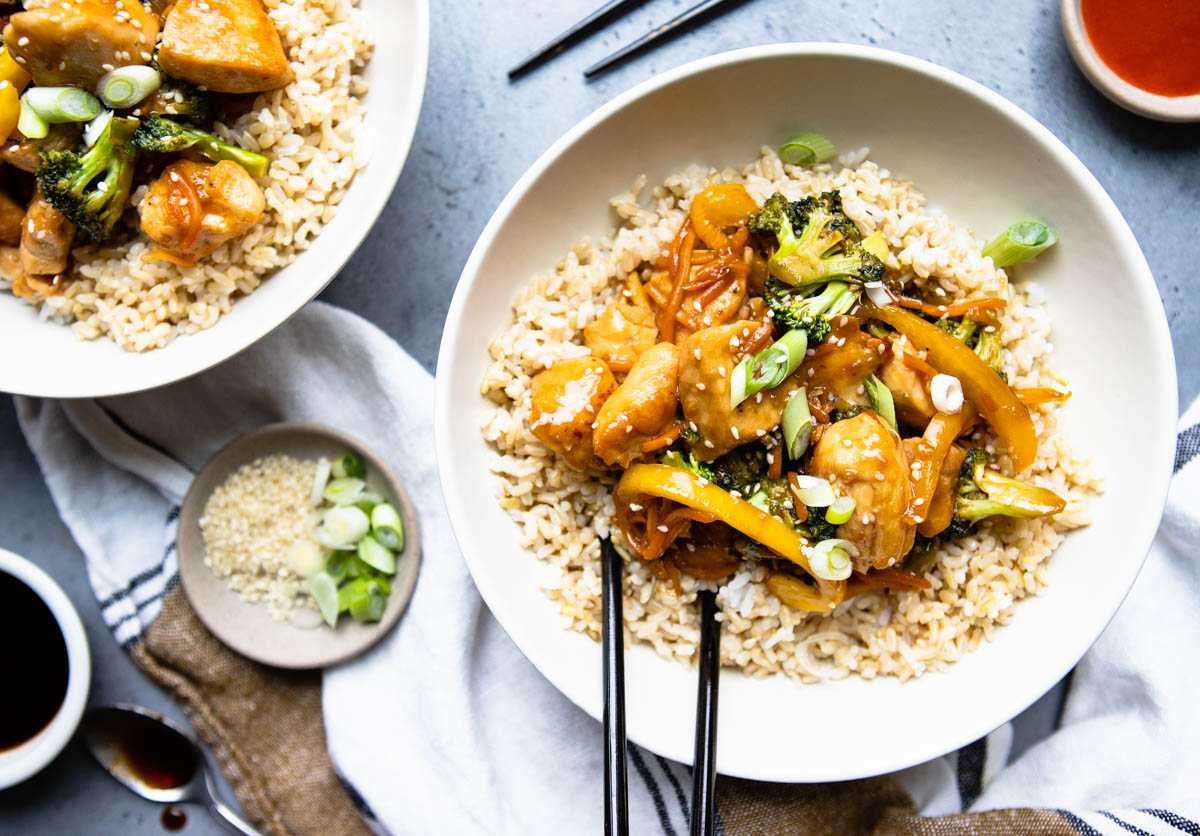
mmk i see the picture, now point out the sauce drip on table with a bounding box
[1081,0,1200,97]
[0,572,69,751]
[161,805,188,831]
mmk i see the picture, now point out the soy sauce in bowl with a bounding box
[0,571,70,751]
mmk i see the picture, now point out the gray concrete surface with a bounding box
[1,0,1195,832]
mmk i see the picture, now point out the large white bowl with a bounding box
[0,0,429,398]
[436,44,1177,782]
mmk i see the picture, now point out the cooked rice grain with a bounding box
[1,0,373,352]
[481,149,1099,683]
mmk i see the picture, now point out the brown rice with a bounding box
[480,148,1099,683]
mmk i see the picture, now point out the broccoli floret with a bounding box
[948,447,1065,536]
[660,449,717,483]
[763,278,859,343]
[797,509,838,543]
[733,536,774,563]
[709,445,771,496]
[830,400,866,422]
[36,116,140,242]
[935,315,980,345]
[748,190,885,288]
[133,115,269,178]
[134,59,211,124]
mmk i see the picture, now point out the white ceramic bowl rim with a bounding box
[1060,0,1200,122]
[436,42,1177,781]
[0,547,92,790]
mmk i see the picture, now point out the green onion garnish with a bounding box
[781,387,813,459]
[97,65,162,108]
[22,86,102,124]
[323,477,364,506]
[809,539,855,581]
[792,475,835,508]
[370,503,404,552]
[356,534,396,575]
[349,580,387,623]
[324,552,349,585]
[779,132,836,166]
[864,374,897,431]
[730,328,808,408]
[339,454,366,480]
[17,98,49,139]
[308,571,340,627]
[824,496,857,525]
[982,221,1059,268]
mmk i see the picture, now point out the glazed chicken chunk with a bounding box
[529,357,617,471]
[878,336,937,428]
[593,342,680,468]
[140,160,266,261]
[798,316,888,408]
[808,411,916,571]
[3,0,161,88]
[21,186,75,277]
[584,274,658,374]
[678,319,792,461]
[158,0,290,94]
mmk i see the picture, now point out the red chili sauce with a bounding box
[1081,0,1200,97]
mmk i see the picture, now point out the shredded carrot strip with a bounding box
[641,422,683,454]
[140,250,197,267]
[787,473,809,522]
[172,170,204,255]
[660,219,696,343]
[768,448,783,479]
[1015,386,1072,406]
[896,295,1007,321]
[900,350,940,378]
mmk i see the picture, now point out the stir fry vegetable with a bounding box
[97,65,162,109]
[779,132,836,166]
[982,221,1058,267]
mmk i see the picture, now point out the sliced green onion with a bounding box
[97,65,162,108]
[357,534,396,575]
[310,457,332,506]
[349,580,387,623]
[337,577,367,613]
[779,132,836,166]
[323,476,364,506]
[730,328,808,408]
[339,455,366,480]
[781,387,813,460]
[307,571,340,627]
[17,98,49,139]
[324,552,349,585]
[287,538,325,578]
[809,539,855,581]
[864,374,897,431]
[370,503,405,551]
[792,475,835,507]
[82,110,113,149]
[372,574,391,595]
[22,86,102,123]
[356,491,384,507]
[322,505,370,546]
[824,496,857,525]
[982,221,1058,268]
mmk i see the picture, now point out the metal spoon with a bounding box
[81,704,263,836]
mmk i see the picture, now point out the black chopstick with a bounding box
[508,0,651,79]
[583,0,753,79]
[601,537,629,836]
[689,590,721,836]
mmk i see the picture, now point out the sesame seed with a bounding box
[874,472,884,482]
[731,426,740,439]
[755,392,762,403]
[17,37,29,46]
[861,514,870,524]
[693,348,701,360]
[914,516,925,523]
[689,421,698,431]
[693,300,702,311]
[625,426,633,434]
[842,440,853,448]
[656,525,669,533]
[913,497,925,506]
[696,383,706,390]
[717,366,726,377]
[703,440,714,449]
[702,316,711,325]
[629,503,643,511]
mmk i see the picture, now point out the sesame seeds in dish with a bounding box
[480,147,1098,684]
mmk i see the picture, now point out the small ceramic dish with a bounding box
[1061,0,1200,122]
[0,548,91,789]
[177,423,420,669]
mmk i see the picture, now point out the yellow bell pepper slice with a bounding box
[0,81,20,143]
[866,304,1039,472]
[689,184,758,249]
[615,463,842,611]
[0,46,31,92]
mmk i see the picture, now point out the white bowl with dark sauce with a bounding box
[0,547,91,789]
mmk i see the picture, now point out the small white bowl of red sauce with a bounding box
[1062,0,1200,121]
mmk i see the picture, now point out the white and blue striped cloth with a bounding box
[16,303,1200,835]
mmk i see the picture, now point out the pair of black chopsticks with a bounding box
[602,537,720,836]
[509,0,753,80]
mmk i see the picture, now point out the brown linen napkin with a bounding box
[130,587,372,836]
[717,776,1078,835]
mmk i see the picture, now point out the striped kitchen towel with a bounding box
[16,303,1200,834]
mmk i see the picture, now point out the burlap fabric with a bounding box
[131,587,372,836]
[134,587,1068,836]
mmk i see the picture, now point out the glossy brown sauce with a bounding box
[105,714,198,790]
[161,805,188,831]
[0,572,69,751]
